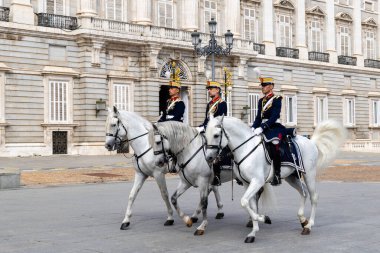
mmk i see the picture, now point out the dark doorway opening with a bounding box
[159,85,171,116]
[52,131,67,154]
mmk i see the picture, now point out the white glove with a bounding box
[196,126,205,133]
[253,127,263,135]
[251,127,255,133]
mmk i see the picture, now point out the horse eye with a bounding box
[214,134,219,138]
[111,124,116,127]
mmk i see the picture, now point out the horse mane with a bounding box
[118,111,153,130]
[155,121,198,154]
[215,116,251,132]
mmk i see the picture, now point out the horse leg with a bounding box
[211,185,224,219]
[285,174,309,230]
[171,180,192,227]
[120,172,147,230]
[194,179,209,236]
[302,171,319,235]
[190,202,201,224]
[153,172,174,226]
[241,178,266,243]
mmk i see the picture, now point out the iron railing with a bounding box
[338,55,357,66]
[37,13,78,30]
[253,43,265,55]
[276,47,299,59]
[308,51,329,62]
[0,7,9,22]
[364,59,380,69]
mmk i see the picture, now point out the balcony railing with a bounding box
[253,43,265,55]
[276,47,299,59]
[338,55,357,66]
[308,51,329,62]
[0,7,9,22]
[364,59,380,69]
[37,13,78,30]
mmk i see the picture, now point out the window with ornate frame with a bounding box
[39,0,67,15]
[158,0,174,28]
[105,0,124,21]
[362,0,375,11]
[248,93,259,125]
[204,0,217,33]
[159,61,189,80]
[243,8,258,42]
[285,94,297,126]
[343,97,355,127]
[371,99,380,127]
[365,31,376,59]
[315,95,328,125]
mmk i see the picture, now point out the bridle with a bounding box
[152,124,171,163]
[106,115,149,150]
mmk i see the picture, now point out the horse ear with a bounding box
[113,106,118,114]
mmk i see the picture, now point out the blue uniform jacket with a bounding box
[200,98,227,128]
[252,95,286,142]
[158,100,185,122]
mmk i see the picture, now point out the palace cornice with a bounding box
[0,63,11,72]
[41,123,80,128]
[42,66,80,77]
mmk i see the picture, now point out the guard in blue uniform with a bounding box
[197,81,228,186]
[158,64,185,123]
[252,77,286,186]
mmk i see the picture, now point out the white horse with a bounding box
[151,121,273,235]
[204,116,346,243]
[104,107,224,229]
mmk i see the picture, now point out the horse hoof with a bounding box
[186,219,193,228]
[164,220,174,226]
[191,217,199,223]
[120,222,130,230]
[301,228,311,235]
[244,236,255,243]
[264,216,272,224]
[215,213,224,219]
[246,220,253,228]
[301,219,309,228]
[194,229,205,236]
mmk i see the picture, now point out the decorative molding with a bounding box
[41,123,80,128]
[274,0,295,10]
[335,12,353,22]
[368,92,380,97]
[342,89,357,96]
[41,66,80,77]
[312,87,330,94]
[92,41,104,67]
[280,85,299,91]
[0,63,11,72]
[362,17,377,27]
[306,6,326,17]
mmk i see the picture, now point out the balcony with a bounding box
[37,13,78,30]
[308,52,329,63]
[0,7,9,22]
[276,47,299,59]
[253,43,265,55]
[364,59,380,69]
[338,55,357,66]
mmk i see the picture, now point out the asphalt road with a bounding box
[1,179,379,253]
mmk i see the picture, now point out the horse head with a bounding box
[151,124,171,167]
[104,106,128,151]
[205,115,229,162]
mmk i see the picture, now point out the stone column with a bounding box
[135,0,152,25]
[9,0,34,25]
[262,0,275,56]
[353,0,363,66]
[296,0,308,60]
[326,0,337,63]
[182,0,198,31]
[225,0,240,38]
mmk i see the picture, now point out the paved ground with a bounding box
[0,179,379,253]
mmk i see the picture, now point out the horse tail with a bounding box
[259,183,277,213]
[311,119,347,170]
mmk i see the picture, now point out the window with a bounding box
[339,26,350,56]
[363,1,374,11]
[244,8,257,42]
[204,0,217,33]
[279,15,291,47]
[158,0,173,28]
[113,84,131,111]
[160,61,189,80]
[336,0,350,5]
[248,93,259,125]
[46,0,64,15]
[105,0,123,21]
[285,95,297,125]
[49,80,68,122]
[315,96,328,124]
[372,100,380,126]
[344,98,355,126]
[310,20,322,52]
[365,31,376,59]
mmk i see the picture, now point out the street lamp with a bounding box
[191,18,234,81]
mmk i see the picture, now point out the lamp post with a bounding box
[191,18,234,81]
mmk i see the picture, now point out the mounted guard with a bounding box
[196,80,229,186]
[158,62,185,123]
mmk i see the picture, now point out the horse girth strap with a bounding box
[235,137,263,166]
[135,147,152,160]
[179,144,205,170]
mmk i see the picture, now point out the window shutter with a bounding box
[166,2,173,28]
[114,84,130,111]
[115,0,122,21]
[159,2,166,26]
[49,81,68,122]
[248,94,259,124]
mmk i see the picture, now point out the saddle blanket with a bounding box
[264,138,305,173]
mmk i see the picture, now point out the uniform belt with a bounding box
[262,119,281,124]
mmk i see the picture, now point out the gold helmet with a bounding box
[206,81,221,89]
[259,77,274,86]
[169,62,181,89]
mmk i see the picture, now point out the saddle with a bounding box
[263,132,305,173]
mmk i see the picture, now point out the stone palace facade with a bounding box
[1,0,380,156]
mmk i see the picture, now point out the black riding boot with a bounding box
[270,144,282,186]
[211,162,221,186]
